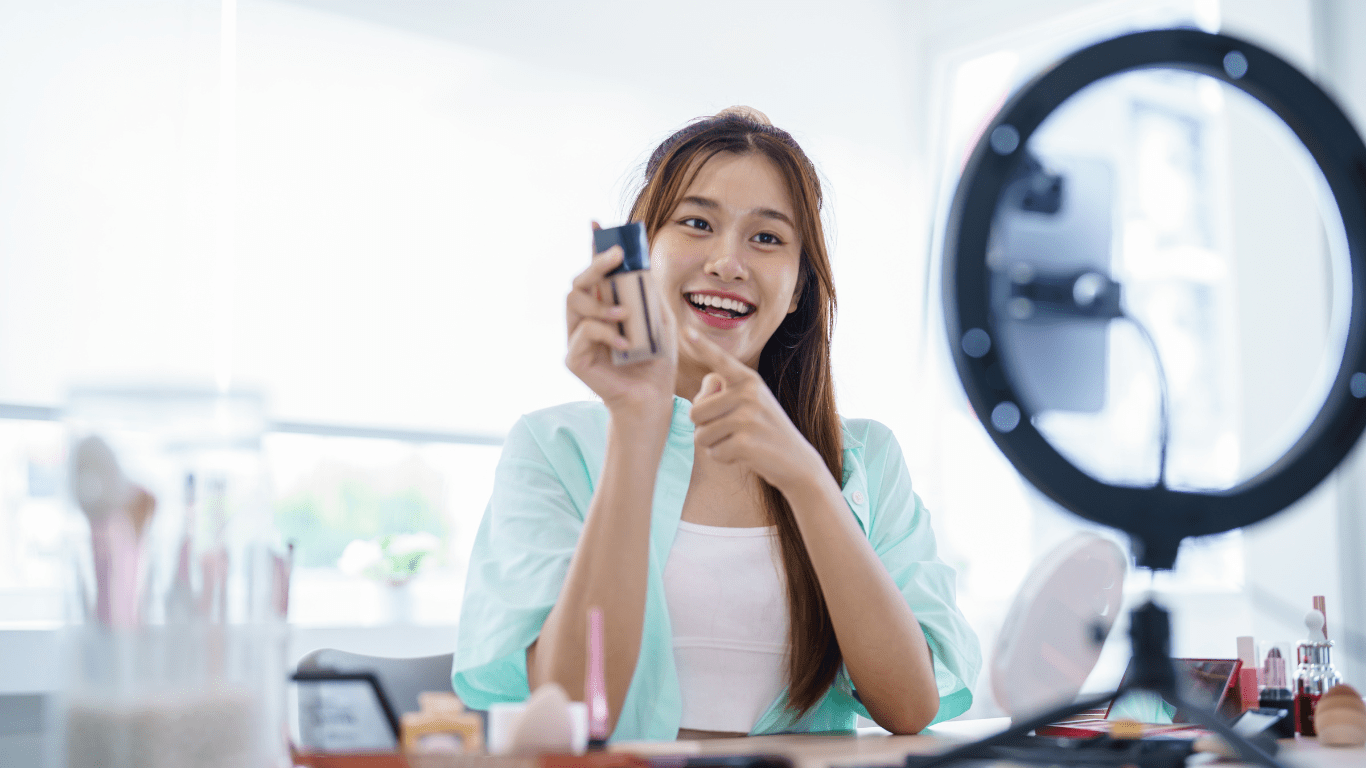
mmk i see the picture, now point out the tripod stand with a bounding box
[908,601,1287,768]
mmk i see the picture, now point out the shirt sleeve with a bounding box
[452,415,590,710]
[859,422,982,725]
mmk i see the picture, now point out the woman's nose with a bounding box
[704,237,748,281]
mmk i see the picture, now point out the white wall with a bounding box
[0,0,932,439]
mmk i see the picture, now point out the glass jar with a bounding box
[55,388,287,768]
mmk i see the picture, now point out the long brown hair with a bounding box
[628,109,844,717]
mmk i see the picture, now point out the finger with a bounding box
[567,318,629,361]
[694,372,725,402]
[690,386,748,426]
[694,406,758,445]
[567,290,628,328]
[693,418,738,452]
[705,437,746,466]
[697,425,753,467]
[571,246,624,292]
[680,326,751,382]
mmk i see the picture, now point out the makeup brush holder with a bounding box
[55,388,287,768]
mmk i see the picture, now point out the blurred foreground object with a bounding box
[991,533,1125,717]
[59,388,287,768]
[1315,684,1366,747]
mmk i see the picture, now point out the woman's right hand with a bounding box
[565,232,677,420]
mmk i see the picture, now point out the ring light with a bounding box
[943,28,1366,569]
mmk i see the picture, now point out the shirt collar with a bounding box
[670,395,694,434]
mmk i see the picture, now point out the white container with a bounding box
[487,700,588,755]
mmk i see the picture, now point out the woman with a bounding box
[454,107,979,740]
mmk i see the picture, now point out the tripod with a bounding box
[908,601,1288,768]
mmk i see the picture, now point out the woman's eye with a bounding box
[681,217,711,231]
[753,232,783,245]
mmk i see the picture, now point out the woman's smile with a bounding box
[684,290,757,330]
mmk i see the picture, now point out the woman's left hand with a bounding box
[681,328,827,492]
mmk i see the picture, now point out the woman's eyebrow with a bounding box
[679,195,720,210]
[679,196,795,227]
[754,207,796,227]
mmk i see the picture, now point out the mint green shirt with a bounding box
[453,397,980,740]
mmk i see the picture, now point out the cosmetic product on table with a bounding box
[594,222,665,366]
[587,605,610,748]
[1236,636,1260,713]
[1295,602,1342,737]
[401,692,484,755]
[1259,643,1296,738]
[486,605,611,757]
[488,685,587,756]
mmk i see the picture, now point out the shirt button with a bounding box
[851,490,866,505]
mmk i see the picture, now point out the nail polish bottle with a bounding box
[594,222,665,366]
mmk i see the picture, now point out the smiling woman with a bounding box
[452,108,981,741]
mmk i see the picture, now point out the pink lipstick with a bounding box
[586,606,609,747]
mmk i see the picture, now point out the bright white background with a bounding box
[3,0,1366,728]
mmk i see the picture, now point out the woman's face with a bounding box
[651,151,803,371]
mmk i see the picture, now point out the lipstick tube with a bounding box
[594,223,665,366]
[586,606,609,747]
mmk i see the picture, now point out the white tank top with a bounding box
[663,520,789,733]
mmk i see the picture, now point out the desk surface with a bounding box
[606,719,1366,768]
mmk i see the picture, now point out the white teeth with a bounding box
[687,293,753,315]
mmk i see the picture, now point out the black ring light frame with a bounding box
[944,28,1366,570]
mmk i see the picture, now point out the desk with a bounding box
[301,726,1366,768]
[613,728,941,768]
[603,720,1366,768]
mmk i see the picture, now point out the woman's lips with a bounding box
[687,302,750,330]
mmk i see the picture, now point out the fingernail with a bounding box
[615,336,630,349]
[608,306,626,318]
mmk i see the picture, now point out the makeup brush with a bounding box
[165,474,198,622]
[124,484,157,622]
[70,436,134,627]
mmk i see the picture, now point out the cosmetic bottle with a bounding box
[1295,608,1342,736]
[594,222,665,366]
[1259,643,1296,738]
